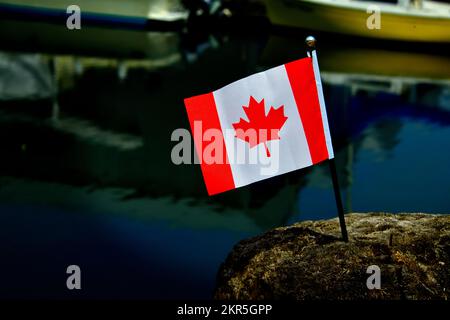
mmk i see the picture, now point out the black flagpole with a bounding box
[306,36,349,242]
[329,158,349,242]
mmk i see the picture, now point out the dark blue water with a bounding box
[0,33,449,299]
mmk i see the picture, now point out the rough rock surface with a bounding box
[215,213,450,300]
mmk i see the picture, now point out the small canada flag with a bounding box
[184,57,334,195]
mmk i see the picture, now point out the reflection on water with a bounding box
[0,32,449,298]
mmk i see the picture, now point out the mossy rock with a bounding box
[215,213,450,300]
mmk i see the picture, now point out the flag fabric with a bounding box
[184,55,334,196]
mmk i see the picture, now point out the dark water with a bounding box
[0,29,449,299]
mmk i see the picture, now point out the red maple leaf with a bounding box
[232,96,288,157]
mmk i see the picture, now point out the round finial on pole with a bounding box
[305,36,316,50]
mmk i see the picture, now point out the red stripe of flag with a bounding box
[184,93,235,195]
[285,58,329,164]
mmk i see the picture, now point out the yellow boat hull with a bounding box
[265,0,450,43]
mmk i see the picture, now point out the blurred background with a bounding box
[0,0,449,299]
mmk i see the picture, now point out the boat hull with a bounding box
[0,0,187,29]
[265,0,450,43]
